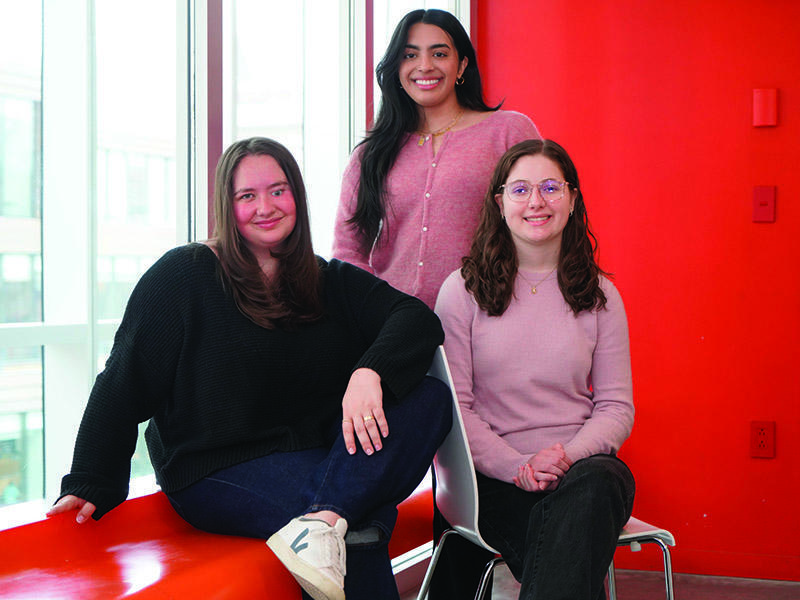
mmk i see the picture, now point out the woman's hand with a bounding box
[46,494,97,524]
[513,443,573,492]
[514,462,552,491]
[341,368,388,456]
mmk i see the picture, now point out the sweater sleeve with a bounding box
[435,272,528,482]
[59,248,189,519]
[563,280,635,461]
[332,148,373,272]
[504,110,542,145]
[327,259,443,400]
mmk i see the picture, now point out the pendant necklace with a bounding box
[518,266,557,295]
[417,110,464,146]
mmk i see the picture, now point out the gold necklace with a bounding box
[417,110,464,146]
[517,266,557,295]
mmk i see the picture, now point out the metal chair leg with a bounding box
[415,529,455,600]
[607,558,618,600]
[609,538,674,600]
[652,538,675,600]
[473,557,505,600]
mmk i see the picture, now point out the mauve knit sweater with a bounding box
[333,110,540,308]
[435,269,634,483]
[60,244,443,519]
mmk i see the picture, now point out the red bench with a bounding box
[0,487,433,599]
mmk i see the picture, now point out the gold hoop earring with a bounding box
[456,76,465,86]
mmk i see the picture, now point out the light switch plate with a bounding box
[753,186,776,223]
[753,89,778,127]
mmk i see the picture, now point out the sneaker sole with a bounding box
[266,534,345,600]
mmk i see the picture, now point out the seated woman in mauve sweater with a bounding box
[48,137,452,600]
[435,139,635,600]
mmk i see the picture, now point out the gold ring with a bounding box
[363,415,375,422]
[342,419,352,424]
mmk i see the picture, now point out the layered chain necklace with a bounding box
[417,110,464,146]
[517,266,557,295]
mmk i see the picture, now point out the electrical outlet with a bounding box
[750,421,776,458]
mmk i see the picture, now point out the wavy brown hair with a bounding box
[212,137,322,328]
[462,139,608,316]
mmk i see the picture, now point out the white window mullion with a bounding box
[177,1,192,243]
[189,0,220,241]
[347,0,367,154]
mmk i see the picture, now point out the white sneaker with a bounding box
[267,516,348,600]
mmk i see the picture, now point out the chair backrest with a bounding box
[427,346,499,553]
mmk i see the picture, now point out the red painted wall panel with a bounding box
[477,0,800,581]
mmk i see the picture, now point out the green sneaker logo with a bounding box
[291,528,310,553]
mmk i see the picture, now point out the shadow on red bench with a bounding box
[0,487,433,599]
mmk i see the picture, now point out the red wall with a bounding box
[476,0,800,581]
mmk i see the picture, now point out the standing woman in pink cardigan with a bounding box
[333,8,540,309]
[333,9,540,597]
[435,139,636,599]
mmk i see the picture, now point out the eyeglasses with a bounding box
[498,179,572,204]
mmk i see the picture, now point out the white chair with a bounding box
[418,346,502,600]
[419,346,677,600]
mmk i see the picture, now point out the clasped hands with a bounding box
[513,443,573,492]
[341,367,388,456]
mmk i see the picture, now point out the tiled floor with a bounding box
[404,564,800,599]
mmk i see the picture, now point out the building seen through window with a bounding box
[0,0,44,508]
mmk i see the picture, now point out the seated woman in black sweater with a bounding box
[47,137,452,600]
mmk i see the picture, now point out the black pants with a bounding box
[477,455,635,600]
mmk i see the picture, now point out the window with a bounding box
[0,0,184,523]
[0,0,44,516]
[0,0,469,529]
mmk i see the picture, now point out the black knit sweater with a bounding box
[61,244,443,519]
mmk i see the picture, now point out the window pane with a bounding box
[228,1,304,157]
[94,1,181,480]
[0,0,42,325]
[0,1,43,509]
[95,0,180,322]
[0,347,43,507]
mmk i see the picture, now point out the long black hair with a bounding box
[348,9,500,252]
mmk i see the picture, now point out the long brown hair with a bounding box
[212,137,322,328]
[462,139,608,316]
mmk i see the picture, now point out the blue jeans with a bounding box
[477,455,635,600]
[165,376,452,600]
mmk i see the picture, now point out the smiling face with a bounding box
[232,154,297,267]
[398,23,467,111]
[497,154,576,258]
